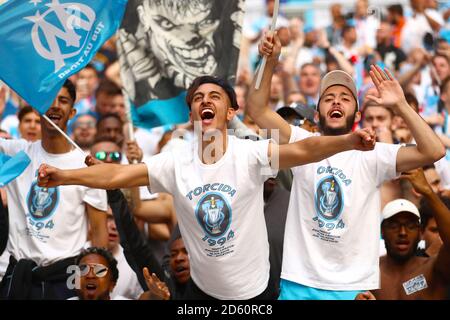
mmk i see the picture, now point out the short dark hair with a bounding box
[93,135,120,146]
[186,76,239,110]
[95,79,122,98]
[342,24,355,37]
[388,4,403,16]
[76,247,119,283]
[63,79,77,103]
[96,112,123,129]
[18,105,39,122]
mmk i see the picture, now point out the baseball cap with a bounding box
[382,199,421,222]
[277,103,317,124]
[318,70,359,110]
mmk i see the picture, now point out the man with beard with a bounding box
[37,75,377,300]
[246,34,446,299]
[356,168,450,299]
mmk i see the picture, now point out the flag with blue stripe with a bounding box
[117,0,244,129]
[0,0,128,114]
[0,151,31,187]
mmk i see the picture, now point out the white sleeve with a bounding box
[288,125,314,143]
[83,188,108,211]
[248,139,278,184]
[143,152,175,194]
[373,143,402,186]
[0,138,29,156]
[425,9,444,26]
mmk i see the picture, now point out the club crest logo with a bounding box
[195,193,231,239]
[25,0,96,71]
[27,181,59,220]
[315,176,343,221]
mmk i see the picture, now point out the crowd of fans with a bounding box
[0,0,449,300]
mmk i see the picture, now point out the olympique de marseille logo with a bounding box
[25,0,95,72]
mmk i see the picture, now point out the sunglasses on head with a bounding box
[95,151,122,162]
[79,263,109,278]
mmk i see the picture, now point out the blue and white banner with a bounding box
[117,0,245,129]
[0,0,127,114]
[0,151,31,187]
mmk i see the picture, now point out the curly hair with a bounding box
[76,247,119,283]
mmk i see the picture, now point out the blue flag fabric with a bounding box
[0,151,31,187]
[117,0,244,129]
[0,0,127,114]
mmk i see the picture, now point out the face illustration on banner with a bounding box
[137,0,220,88]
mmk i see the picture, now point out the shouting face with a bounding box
[139,0,220,88]
[318,85,359,135]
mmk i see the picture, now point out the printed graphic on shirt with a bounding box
[312,171,348,243]
[403,274,428,295]
[190,187,235,258]
[25,180,58,242]
[315,175,343,221]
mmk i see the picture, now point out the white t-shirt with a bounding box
[144,135,276,300]
[110,246,143,300]
[401,13,434,54]
[281,126,401,290]
[0,139,107,266]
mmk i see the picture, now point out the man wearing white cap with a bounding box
[246,33,446,299]
[356,169,450,300]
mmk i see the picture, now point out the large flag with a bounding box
[117,0,245,129]
[0,0,127,114]
[0,151,31,187]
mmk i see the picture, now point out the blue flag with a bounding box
[117,0,244,129]
[0,0,127,114]
[0,151,31,187]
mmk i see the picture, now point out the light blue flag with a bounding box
[0,151,31,187]
[0,0,127,114]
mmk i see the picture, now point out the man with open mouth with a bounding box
[37,75,376,300]
[0,79,108,300]
[246,33,446,300]
[356,168,450,300]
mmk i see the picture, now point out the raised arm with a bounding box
[366,65,445,173]
[272,128,376,169]
[37,162,149,189]
[247,32,292,144]
[399,169,450,283]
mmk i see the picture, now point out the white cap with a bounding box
[382,199,420,222]
[318,70,359,110]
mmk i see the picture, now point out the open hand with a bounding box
[141,267,170,300]
[367,65,406,110]
[348,128,376,151]
[398,168,433,196]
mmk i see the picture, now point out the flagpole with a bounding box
[42,115,86,157]
[123,89,138,164]
[254,0,279,90]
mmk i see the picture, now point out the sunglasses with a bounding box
[95,151,122,162]
[79,263,109,278]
